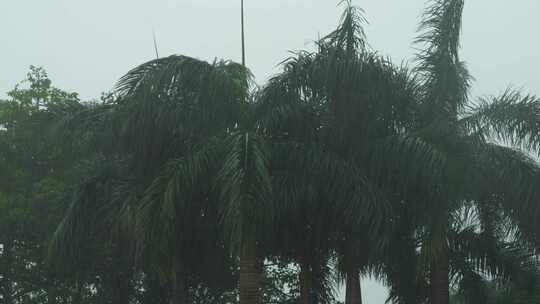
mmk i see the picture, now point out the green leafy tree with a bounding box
[0,66,84,304]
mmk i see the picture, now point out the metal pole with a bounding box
[152,28,160,59]
[241,0,246,66]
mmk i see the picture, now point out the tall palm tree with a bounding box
[377,1,540,303]
[113,54,294,304]
[116,56,253,304]
[51,56,255,304]
[257,3,419,303]
[121,17,404,302]
[260,1,540,304]
[50,2,540,304]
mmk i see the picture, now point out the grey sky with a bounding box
[2,0,539,302]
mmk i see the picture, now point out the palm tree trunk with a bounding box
[239,238,260,304]
[430,246,449,304]
[345,268,362,304]
[299,261,313,304]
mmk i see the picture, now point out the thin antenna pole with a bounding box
[152,28,160,59]
[241,0,245,66]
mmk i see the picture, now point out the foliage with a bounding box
[2,2,540,304]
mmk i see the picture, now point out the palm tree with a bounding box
[257,3,420,303]
[50,2,410,302]
[50,2,540,304]
[101,54,284,304]
[377,1,540,303]
[50,56,254,303]
[117,20,402,302]
[260,1,540,303]
[116,56,254,304]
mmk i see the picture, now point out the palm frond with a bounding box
[112,55,251,176]
[115,55,249,98]
[272,141,391,241]
[416,0,464,59]
[462,89,540,155]
[368,134,447,200]
[470,143,540,246]
[415,0,471,115]
[52,101,119,154]
[452,264,489,304]
[216,132,273,249]
[321,0,368,54]
[451,227,540,290]
[48,157,132,271]
[136,137,223,251]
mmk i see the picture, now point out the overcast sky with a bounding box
[2,0,539,302]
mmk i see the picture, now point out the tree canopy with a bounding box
[1,1,540,304]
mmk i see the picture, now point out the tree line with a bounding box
[2,1,540,304]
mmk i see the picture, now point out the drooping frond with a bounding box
[271,141,391,240]
[133,136,232,281]
[462,89,540,155]
[260,49,421,152]
[111,55,251,176]
[136,137,224,249]
[48,157,134,270]
[444,204,540,303]
[367,134,447,199]
[115,55,250,137]
[452,266,489,304]
[52,101,119,153]
[471,143,540,247]
[450,227,540,291]
[216,132,273,248]
[255,53,323,143]
[115,55,250,99]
